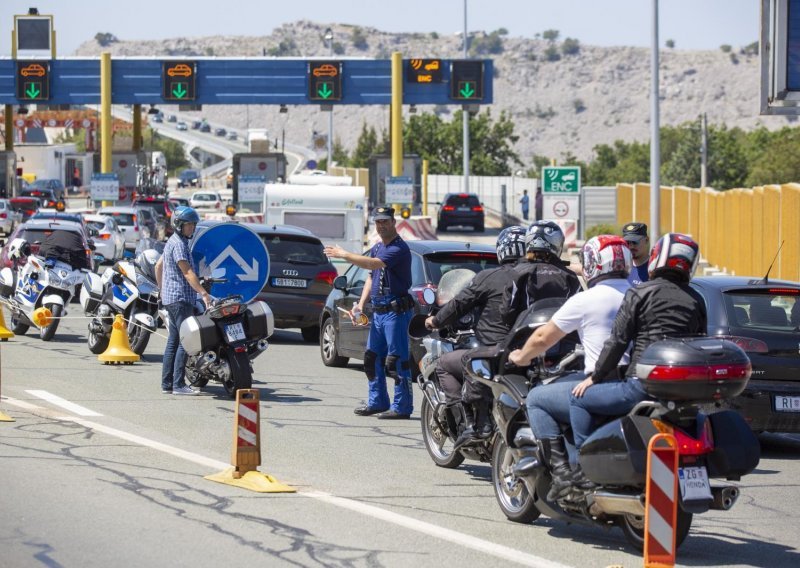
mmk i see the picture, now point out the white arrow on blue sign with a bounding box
[190,223,269,303]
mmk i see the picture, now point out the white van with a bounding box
[263,184,367,255]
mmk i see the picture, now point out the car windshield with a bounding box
[445,194,480,207]
[723,290,800,331]
[21,228,81,244]
[31,180,55,190]
[102,212,136,226]
[180,170,198,179]
[260,235,327,265]
[423,252,499,285]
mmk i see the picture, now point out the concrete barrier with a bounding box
[367,216,438,246]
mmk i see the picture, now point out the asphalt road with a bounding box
[1,305,799,568]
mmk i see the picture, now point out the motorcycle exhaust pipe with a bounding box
[710,486,739,511]
[203,351,217,364]
[589,491,646,517]
[256,338,269,351]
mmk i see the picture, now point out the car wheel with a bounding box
[320,316,348,367]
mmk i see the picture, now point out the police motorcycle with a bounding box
[178,270,275,398]
[464,299,760,550]
[0,238,87,341]
[80,246,161,355]
[409,268,496,468]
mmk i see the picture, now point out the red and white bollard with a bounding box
[232,389,261,479]
[644,433,679,568]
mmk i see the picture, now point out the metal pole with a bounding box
[700,112,708,188]
[391,52,403,177]
[422,159,429,216]
[101,52,112,175]
[327,33,334,171]
[462,0,470,194]
[4,105,12,151]
[650,0,661,238]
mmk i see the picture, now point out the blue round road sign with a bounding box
[191,224,269,303]
[306,159,317,171]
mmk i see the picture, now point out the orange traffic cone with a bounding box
[98,314,140,365]
[0,307,14,341]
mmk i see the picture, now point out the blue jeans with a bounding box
[525,372,584,439]
[365,309,413,415]
[569,378,649,448]
[162,301,194,390]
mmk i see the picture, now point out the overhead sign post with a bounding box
[307,61,343,102]
[162,61,196,102]
[15,61,50,101]
[191,224,269,303]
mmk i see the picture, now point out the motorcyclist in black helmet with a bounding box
[425,225,527,448]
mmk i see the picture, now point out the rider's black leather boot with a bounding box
[453,405,477,450]
[541,437,574,501]
[474,402,493,439]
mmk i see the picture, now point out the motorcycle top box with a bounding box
[634,338,751,402]
[180,300,274,355]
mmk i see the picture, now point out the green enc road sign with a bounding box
[450,60,484,101]
[16,60,50,101]
[542,166,581,194]
[162,61,196,101]
[308,61,343,101]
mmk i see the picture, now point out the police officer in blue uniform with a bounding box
[324,206,414,419]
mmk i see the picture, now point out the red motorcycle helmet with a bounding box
[647,233,700,280]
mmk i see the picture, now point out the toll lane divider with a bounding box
[205,388,295,493]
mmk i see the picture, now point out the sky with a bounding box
[1,0,758,57]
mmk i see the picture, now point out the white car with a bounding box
[189,191,223,210]
[97,206,145,251]
[0,199,23,235]
[83,214,126,264]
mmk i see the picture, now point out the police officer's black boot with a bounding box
[541,437,574,502]
[474,402,493,439]
[453,405,477,450]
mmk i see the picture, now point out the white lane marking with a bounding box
[26,390,103,417]
[2,396,575,568]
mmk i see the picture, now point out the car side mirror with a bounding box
[333,275,348,291]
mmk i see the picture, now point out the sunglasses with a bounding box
[625,240,641,246]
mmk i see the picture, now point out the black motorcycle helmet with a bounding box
[496,225,527,264]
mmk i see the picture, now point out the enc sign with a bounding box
[542,166,581,194]
[162,61,196,101]
[406,59,443,83]
[16,61,50,101]
[308,61,343,101]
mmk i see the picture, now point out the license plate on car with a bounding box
[271,277,307,288]
[224,322,245,343]
[774,395,800,412]
[678,466,712,501]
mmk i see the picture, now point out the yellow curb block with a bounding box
[205,467,295,493]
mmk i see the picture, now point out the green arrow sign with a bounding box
[459,82,475,98]
[25,82,41,99]
[172,83,187,99]
[317,82,333,100]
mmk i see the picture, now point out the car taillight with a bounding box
[315,270,338,286]
[215,202,221,209]
[98,233,111,240]
[410,284,437,306]
[471,206,483,212]
[0,213,6,219]
[442,205,455,211]
[716,335,769,353]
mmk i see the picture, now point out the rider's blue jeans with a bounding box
[569,378,649,448]
[525,372,584,439]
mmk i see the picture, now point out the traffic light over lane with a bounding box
[308,61,343,102]
[16,60,50,101]
[162,61,196,101]
[450,60,484,101]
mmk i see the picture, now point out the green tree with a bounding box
[543,45,561,62]
[665,39,676,48]
[745,127,800,186]
[351,123,379,168]
[585,140,650,185]
[542,29,560,42]
[351,27,368,50]
[662,122,747,188]
[561,38,580,56]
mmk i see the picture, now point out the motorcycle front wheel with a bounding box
[618,509,693,552]
[128,320,152,355]
[10,313,29,335]
[87,330,110,354]
[420,397,465,469]
[491,436,541,524]
[39,304,62,341]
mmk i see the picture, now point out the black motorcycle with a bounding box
[464,298,760,551]
[179,274,274,398]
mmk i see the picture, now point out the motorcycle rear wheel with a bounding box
[420,397,465,469]
[10,314,29,335]
[491,436,541,523]
[618,509,693,552]
[224,350,253,399]
[88,330,110,354]
[39,304,62,341]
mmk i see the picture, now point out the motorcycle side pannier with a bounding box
[79,272,104,314]
[0,267,14,298]
[634,338,751,402]
[180,314,221,355]
[244,301,274,339]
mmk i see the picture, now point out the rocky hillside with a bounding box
[75,20,791,165]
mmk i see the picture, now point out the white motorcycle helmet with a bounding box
[580,235,632,285]
[7,238,30,260]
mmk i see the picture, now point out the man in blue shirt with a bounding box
[622,222,650,286]
[324,206,414,419]
[155,206,211,395]
[519,190,530,221]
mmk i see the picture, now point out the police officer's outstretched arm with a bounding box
[324,245,384,271]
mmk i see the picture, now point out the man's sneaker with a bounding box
[173,386,198,396]
[161,388,172,394]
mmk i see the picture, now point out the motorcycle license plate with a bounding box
[224,322,246,343]
[678,466,712,501]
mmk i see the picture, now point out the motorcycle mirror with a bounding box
[421,287,436,305]
[408,313,431,340]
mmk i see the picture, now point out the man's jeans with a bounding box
[162,301,195,390]
[525,372,584,439]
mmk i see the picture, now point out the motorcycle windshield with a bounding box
[435,268,476,306]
